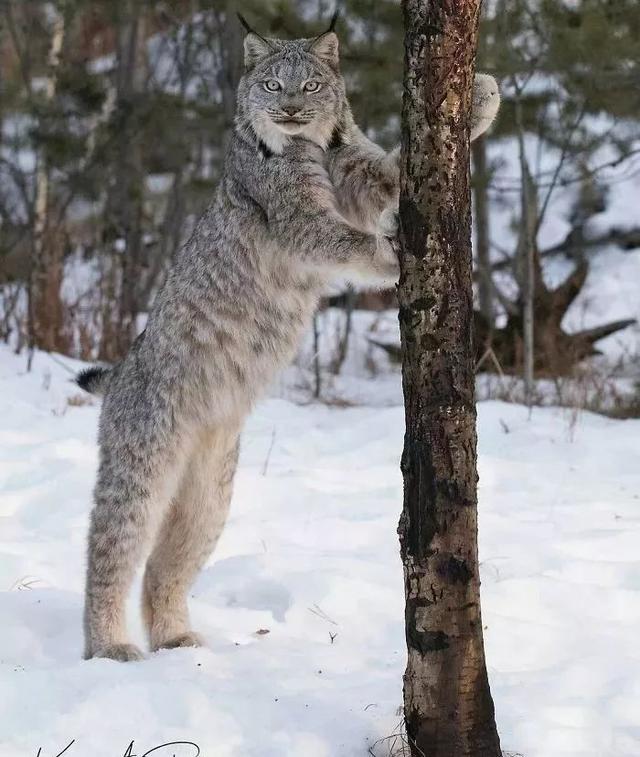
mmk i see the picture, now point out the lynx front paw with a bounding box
[92,642,145,662]
[374,235,400,282]
[378,207,399,238]
[471,73,500,142]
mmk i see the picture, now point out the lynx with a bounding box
[78,18,499,661]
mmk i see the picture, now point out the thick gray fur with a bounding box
[80,28,500,661]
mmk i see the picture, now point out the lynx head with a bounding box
[235,14,348,155]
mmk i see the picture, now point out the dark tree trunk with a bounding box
[218,3,244,150]
[398,2,501,756]
[472,136,493,325]
[99,1,145,361]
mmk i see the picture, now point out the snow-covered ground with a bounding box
[1,345,639,757]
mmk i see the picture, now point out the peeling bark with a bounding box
[398,2,501,755]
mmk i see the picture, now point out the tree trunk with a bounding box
[514,93,535,407]
[398,2,501,756]
[218,4,244,151]
[472,137,493,325]
[28,4,69,362]
[99,1,146,361]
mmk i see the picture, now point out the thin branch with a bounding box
[482,225,640,276]
[535,104,587,233]
[488,146,640,193]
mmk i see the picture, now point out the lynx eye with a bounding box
[303,80,322,93]
[263,79,281,92]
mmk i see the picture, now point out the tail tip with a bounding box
[76,366,109,395]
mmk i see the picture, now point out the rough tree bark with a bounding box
[398,2,501,756]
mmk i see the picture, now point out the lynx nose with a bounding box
[282,105,301,116]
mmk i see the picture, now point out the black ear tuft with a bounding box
[237,13,253,34]
[307,11,340,69]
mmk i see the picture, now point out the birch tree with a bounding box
[28,2,67,361]
[398,2,501,755]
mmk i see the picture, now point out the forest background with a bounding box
[1,0,639,411]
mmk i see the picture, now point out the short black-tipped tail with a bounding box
[76,366,111,396]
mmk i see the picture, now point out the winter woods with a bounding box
[0,0,640,414]
[2,1,639,412]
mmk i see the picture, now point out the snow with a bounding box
[1,345,639,757]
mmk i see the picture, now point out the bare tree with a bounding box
[514,88,535,407]
[472,136,493,326]
[397,2,501,755]
[7,1,71,363]
[98,0,147,361]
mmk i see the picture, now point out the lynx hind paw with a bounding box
[471,73,500,141]
[92,643,145,662]
[154,631,206,652]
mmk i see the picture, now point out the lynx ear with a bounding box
[237,14,274,69]
[243,33,273,69]
[308,32,339,69]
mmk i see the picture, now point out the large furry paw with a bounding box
[378,207,399,238]
[153,631,205,651]
[470,73,500,142]
[92,643,145,662]
[373,235,400,283]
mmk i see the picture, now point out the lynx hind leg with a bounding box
[84,449,184,662]
[470,73,500,142]
[142,426,240,653]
